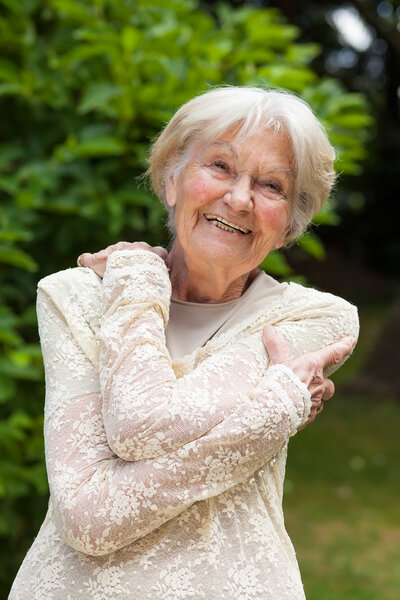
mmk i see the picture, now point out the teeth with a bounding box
[214,222,238,233]
[204,214,250,234]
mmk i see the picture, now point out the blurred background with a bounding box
[0,0,399,598]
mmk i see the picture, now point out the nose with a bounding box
[224,175,253,212]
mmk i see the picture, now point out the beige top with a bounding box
[9,250,359,600]
[166,271,286,358]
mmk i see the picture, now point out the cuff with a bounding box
[102,249,172,324]
[258,364,312,433]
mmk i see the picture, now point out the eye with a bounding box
[259,179,287,199]
[212,159,229,172]
[263,180,281,192]
[257,179,289,201]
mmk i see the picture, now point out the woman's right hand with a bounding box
[77,241,168,279]
[262,326,356,429]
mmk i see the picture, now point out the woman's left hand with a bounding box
[263,325,355,430]
[77,242,168,278]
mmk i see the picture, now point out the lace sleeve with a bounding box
[38,276,310,557]
[273,282,359,376]
[99,250,311,462]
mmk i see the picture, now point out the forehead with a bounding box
[196,127,295,170]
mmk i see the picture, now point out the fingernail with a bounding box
[77,253,91,267]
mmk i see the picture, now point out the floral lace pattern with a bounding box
[9,250,359,600]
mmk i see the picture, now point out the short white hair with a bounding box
[148,86,336,244]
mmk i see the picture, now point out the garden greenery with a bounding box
[0,0,372,591]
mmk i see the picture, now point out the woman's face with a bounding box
[166,127,294,277]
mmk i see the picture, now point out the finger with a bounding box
[262,326,291,366]
[77,253,94,267]
[297,407,318,431]
[309,336,356,371]
[77,253,86,267]
[322,378,335,401]
[77,248,111,277]
[91,248,114,263]
[114,241,131,250]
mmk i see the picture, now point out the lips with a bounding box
[204,213,251,234]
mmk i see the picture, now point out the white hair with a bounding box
[148,86,336,244]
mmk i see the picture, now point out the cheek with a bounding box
[180,172,226,210]
[187,181,209,206]
[189,183,212,208]
[258,202,290,235]
[175,178,212,235]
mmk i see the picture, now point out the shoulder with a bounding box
[285,281,357,312]
[283,282,359,338]
[37,267,102,366]
[38,266,102,296]
[38,267,102,314]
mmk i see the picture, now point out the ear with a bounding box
[165,171,177,208]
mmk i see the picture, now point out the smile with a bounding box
[204,214,251,234]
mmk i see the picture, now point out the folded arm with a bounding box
[39,276,310,557]
[99,250,358,461]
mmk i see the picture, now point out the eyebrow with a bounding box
[266,168,295,179]
[209,141,238,158]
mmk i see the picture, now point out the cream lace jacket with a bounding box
[9,250,359,600]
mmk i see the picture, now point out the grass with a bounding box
[284,394,400,600]
[283,303,400,599]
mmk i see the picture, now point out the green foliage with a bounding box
[285,394,400,599]
[0,0,371,592]
[297,231,326,261]
[259,250,293,277]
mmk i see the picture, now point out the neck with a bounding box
[167,242,258,303]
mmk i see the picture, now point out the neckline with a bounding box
[171,280,294,367]
[171,270,271,308]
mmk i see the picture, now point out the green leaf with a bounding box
[259,251,292,276]
[0,82,24,97]
[50,0,95,23]
[8,411,35,429]
[285,43,321,65]
[0,374,16,403]
[0,329,23,346]
[76,136,127,157]
[0,58,20,84]
[327,93,369,114]
[0,246,38,271]
[245,12,299,47]
[0,174,18,195]
[297,232,326,260]
[54,135,127,161]
[78,83,122,115]
[313,198,341,226]
[312,212,340,226]
[121,26,142,54]
[0,356,43,382]
[330,113,374,129]
[257,65,316,92]
[0,143,24,170]
[59,43,117,68]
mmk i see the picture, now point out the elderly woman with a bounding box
[10,87,358,600]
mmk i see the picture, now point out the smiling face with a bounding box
[166,127,295,281]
